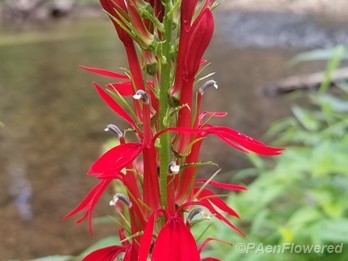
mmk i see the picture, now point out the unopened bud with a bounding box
[198,80,218,94]
[145,62,158,76]
[109,193,132,208]
[187,207,210,223]
[104,124,123,138]
[133,90,149,103]
[168,161,180,175]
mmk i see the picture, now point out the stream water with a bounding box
[0,10,345,259]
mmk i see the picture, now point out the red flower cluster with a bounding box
[65,1,283,260]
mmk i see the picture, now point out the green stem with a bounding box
[159,2,173,209]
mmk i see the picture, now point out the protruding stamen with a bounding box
[104,124,123,138]
[198,80,218,94]
[109,193,132,208]
[133,90,149,103]
[168,161,180,175]
[187,207,210,223]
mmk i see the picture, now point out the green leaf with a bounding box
[286,207,321,227]
[314,94,348,112]
[291,105,319,131]
[232,168,258,180]
[319,45,346,93]
[246,153,265,169]
[251,209,270,234]
[318,220,348,243]
[288,47,348,66]
[266,118,297,138]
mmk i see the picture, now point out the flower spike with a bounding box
[65,1,283,260]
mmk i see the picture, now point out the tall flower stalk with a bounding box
[65,1,283,260]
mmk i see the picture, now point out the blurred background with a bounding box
[0,0,347,260]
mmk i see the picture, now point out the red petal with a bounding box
[80,65,128,79]
[82,245,126,261]
[100,0,133,45]
[195,179,246,191]
[153,126,284,156]
[181,0,198,28]
[127,1,151,40]
[199,111,227,125]
[194,187,240,218]
[172,0,199,93]
[201,258,220,261]
[138,212,156,261]
[88,142,142,175]
[185,8,214,78]
[151,217,200,261]
[107,82,134,96]
[138,210,167,261]
[199,237,232,253]
[94,82,138,130]
[212,126,284,155]
[63,179,112,234]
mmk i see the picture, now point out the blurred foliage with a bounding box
[195,47,348,260]
[28,236,120,261]
[288,45,348,66]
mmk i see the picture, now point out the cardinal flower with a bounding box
[65,1,284,260]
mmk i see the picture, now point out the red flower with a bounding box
[82,245,128,261]
[64,179,112,234]
[138,210,200,261]
[176,7,215,126]
[138,196,241,261]
[151,216,200,261]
